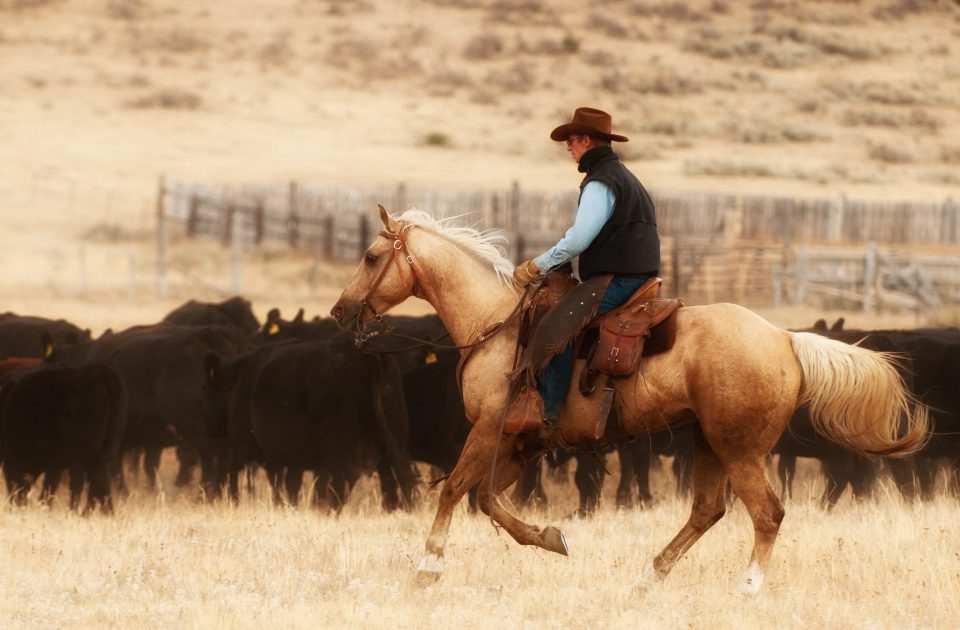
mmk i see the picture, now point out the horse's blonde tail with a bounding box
[790,332,929,458]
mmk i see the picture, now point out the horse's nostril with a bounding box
[331,304,343,320]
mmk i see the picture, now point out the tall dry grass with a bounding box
[1,456,957,629]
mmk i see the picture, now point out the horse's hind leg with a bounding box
[648,428,728,586]
[724,456,786,595]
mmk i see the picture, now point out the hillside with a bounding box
[1,0,959,329]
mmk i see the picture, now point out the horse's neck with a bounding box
[410,230,520,346]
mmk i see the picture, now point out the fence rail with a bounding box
[155,177,960,313]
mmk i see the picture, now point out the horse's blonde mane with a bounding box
[396,209,516,285]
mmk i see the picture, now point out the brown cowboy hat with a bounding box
[550,107,629,142]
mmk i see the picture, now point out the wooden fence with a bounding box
[154,177,960,312]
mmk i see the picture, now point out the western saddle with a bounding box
[504,272,683,439]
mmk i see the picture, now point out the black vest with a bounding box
[577,147,660,280]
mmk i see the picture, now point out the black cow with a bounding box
[161,297,262,487]
[0,312,91,359]
[162,296,261,335]
[46,323,252,497]
[212,336,418,510]
[257,309,471,473]
[0,362,125,511]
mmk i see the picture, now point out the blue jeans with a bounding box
[539,275,652,420]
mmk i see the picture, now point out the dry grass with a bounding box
[1,456,957,629]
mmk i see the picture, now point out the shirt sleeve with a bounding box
[533,180,615,272]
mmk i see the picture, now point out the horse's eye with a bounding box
[365,253,378,265]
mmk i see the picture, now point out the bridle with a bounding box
[351,218,533,354]
[355,220,422,332]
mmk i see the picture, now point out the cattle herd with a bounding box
[0,301,956,514]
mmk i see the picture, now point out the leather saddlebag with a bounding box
[593,316,652,377]
[503,380,545,435]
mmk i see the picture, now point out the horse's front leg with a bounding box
[416,420,566,583]
[476,454,570,556]
[417,421,496,582]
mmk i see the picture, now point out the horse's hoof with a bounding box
[542,526,569,556]
[415,553,443,586]
[737,561,764,595]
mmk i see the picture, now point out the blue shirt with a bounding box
[533,181,615,272]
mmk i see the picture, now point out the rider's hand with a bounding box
[513,259,539,287]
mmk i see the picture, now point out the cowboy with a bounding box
[513,107,661,432]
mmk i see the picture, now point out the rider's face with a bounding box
[565,134,592,163]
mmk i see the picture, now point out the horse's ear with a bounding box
[812,319,827,332]
[378,204,398,232]
[830,317,845,331]
[293,308,304,323]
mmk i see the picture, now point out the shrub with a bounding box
[259,31,294,67]
[422,132,452,147]
[630,1,709,21]
[841,108,903,128]
[148,27,209,54]
[326,36,378,66]
[630,70,703,96]
[684,159,775,178]
[463,33,503,60]
[105,0,147,20]
[907,108,942,133]
[940,145,960,164]
[873,0,930,20]
[126,88,202,110]
[589,12,629,39]
[868,142,915,164]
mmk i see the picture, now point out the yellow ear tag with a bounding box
[44,342,53,359]
[268,322,280,335]
[425,352,437,364]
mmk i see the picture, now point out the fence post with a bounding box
[221,203,233,246]
[254,200,265,245]
[863,242,877,314]
[490,193,500,229]
[288,180,299,248]
[155,175,167,298]
[671,236,682,297]
[514,233,526,264]
[945,196,957,245]
[358,214,370,259]
[231,205,243,294]
[396,182,407,212]
[186,194,199,237]
[509,180,520,232]
[323,215,335,259]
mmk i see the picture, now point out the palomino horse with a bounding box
[330,207,928,594]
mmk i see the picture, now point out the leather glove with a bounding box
[513,259,539,287]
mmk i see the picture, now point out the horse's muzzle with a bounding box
[330,301,362,332]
